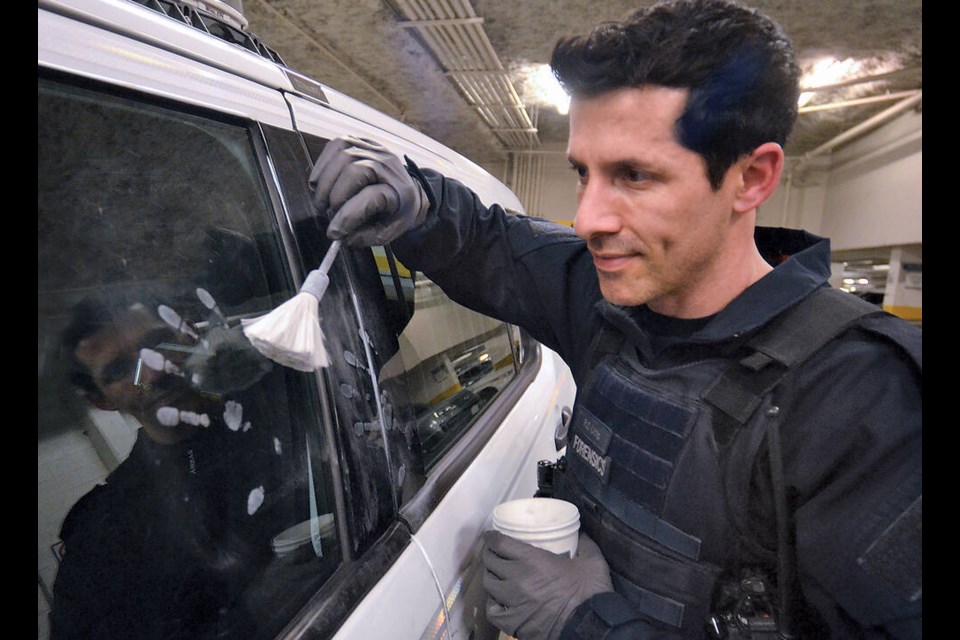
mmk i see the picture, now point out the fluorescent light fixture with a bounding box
[516,63,571,115]
[798,55,904,107]
[799,57,864,106]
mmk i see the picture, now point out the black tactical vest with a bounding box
[554,287,894,637]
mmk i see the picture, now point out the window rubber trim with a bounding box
[273,521,412,640]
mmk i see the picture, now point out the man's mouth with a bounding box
[591,252,635,272]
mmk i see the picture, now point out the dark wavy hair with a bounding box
[550,0,801,189]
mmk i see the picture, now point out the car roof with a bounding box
[39,0,524,212]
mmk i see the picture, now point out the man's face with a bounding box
[568,86,747,317]
[74,304,206,443]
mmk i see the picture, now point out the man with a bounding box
[308,0,921,638]
[50,293,278,640]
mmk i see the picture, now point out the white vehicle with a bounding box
[37,1,576,638]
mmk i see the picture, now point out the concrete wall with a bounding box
[819,109,922,251]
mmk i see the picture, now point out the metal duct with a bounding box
[395,0,540,150]
[509,151,545,215]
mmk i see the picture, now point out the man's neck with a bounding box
[648,245,773,318]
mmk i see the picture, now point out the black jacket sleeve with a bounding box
[392,165,602,373]
[778,325,922,638]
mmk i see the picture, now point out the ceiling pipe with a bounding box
[799,89,921,114]
[799,66,921,94]
[781,90,922,225]
[802,90,922,161]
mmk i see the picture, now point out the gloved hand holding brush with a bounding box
[309,136,431,247]
[243,135,427,372]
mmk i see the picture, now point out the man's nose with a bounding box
[573,180,621,240]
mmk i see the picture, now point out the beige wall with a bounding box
[819,109,922,251]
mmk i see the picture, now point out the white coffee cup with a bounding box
[491,497,580,558]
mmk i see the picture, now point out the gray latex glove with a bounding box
[482,530,614,640]
[309,136,430,247]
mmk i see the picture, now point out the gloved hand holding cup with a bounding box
[482,498,613,640]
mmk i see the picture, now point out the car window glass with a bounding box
[267,129,408,548]
[299,135,526,507]
[367,247,520,473]
[38,77,341,640]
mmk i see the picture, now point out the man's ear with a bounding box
[733,142,784,213]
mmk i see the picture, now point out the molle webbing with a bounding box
[704,287,883,445]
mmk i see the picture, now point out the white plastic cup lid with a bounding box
[492,498,579,534]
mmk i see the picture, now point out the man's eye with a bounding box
[101,357,137,385]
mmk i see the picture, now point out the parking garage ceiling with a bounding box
[241,0,922,175]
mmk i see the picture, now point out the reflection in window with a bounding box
[373,249,519,471]
[38,78,339,640]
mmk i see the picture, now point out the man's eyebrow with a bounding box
[567,154,659,175]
